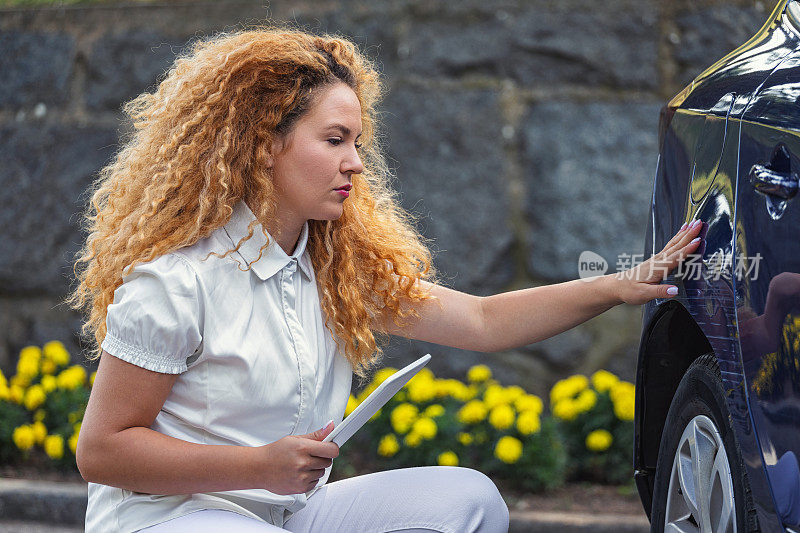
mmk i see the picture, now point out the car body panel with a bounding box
[735,44,800,528]
[635,1,800,530]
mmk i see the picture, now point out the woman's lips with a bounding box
[336,189,350,198]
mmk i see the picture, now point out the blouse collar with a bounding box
[222,199,313,282]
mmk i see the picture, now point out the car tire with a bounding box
[649,353,759,532]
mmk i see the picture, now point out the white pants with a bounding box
[137,466,509,532]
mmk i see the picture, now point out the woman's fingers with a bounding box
[643,235,702,282]
[666,237,702,266]
[662,219,703,257]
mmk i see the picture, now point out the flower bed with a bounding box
[333,363,637,490]
[0,342,637,491]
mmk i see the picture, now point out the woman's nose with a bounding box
[342,148,364,175]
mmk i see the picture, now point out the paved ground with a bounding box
[0,477,652,532]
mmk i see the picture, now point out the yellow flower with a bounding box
[609,381,635,404]
[12,425,35,450]
[423,404,445,418]
[407,378,436,403]
[437,451,459,466]
[345,395,359,416]
[40,375,57,393]
[0,384,9,401]
[467,384,479,400]
[19,346,42,363]
[483,384,507,409]
[494,436,523,464]
[68,433,79,455]
[590,369,619,393]
[377,434,400,457]
[44,434,64,459]
[457,400,488,424]
[488,404,515,430]
[457,432,474,446]
[9,385,25,404]
[411,417,438,440]
[372,367,398,386]
[0,368,7,388]
[467,364,492,383]
[613,396,635,421]
[504,386,525,403]
[34,409,46,422]
[406,368,434,389]
[40,359,57,375]
[31,421,47,445]
[550,374,589,405]
[89,371,97,387]
[553,398,579,421]
[43,341,70,366]
[514,394,543,415]
[23,385,46,411]
[56,365,87,390]
[516,411,541,435]
[404,431,423,448]
[574,389,598,414]
[417,367,435,381]
[390,403,419,434]
[439,379,472,401]
[10,373,31,388]
[73,422,81,435]
[586,429,613,452]
[16,356,39,379]
[433,379,450,398]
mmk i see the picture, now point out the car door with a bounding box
[735,7,800,527]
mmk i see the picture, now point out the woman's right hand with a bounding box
[254,421,339,495]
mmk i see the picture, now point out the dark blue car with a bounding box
[635,1,800,531]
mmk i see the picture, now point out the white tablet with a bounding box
[324,353,432,447]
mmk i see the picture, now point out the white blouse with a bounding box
[85,199,353,532]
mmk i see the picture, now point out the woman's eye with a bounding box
[354,142,362,149]
[327,138,343,146]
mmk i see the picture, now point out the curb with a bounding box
[0,478,651,532]
[509,510,649,532]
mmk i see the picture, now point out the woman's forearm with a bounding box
[479,274,621,352]
[79,426,261,495]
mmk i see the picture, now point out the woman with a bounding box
[66,25,702,533]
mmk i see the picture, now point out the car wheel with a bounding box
[650,353,759,532]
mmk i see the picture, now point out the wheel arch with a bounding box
[633,300,714,518]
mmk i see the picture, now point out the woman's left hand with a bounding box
[613,219,704,305]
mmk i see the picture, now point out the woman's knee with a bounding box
[438,467,509,532]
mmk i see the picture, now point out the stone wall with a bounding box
[0,0,780,397]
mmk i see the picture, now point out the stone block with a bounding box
[0,30,74,108]
[521,101,661,281]
[0,124,118,295]
[382,86,515,295]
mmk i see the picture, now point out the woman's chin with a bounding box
[312,207,345,221]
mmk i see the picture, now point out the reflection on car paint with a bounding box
[637,1,800,530]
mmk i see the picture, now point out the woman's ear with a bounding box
[267,135,284,168]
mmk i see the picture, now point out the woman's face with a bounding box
[269,82,364,231]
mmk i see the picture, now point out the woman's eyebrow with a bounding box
[326,123,362,137]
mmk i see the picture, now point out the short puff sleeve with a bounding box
[100,252,204,374]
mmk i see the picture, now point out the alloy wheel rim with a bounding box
[664,414,736,533]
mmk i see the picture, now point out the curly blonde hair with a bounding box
[64,24,441,378]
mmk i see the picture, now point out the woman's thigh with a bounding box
[283,466,509,533]
[136,509,284,532]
